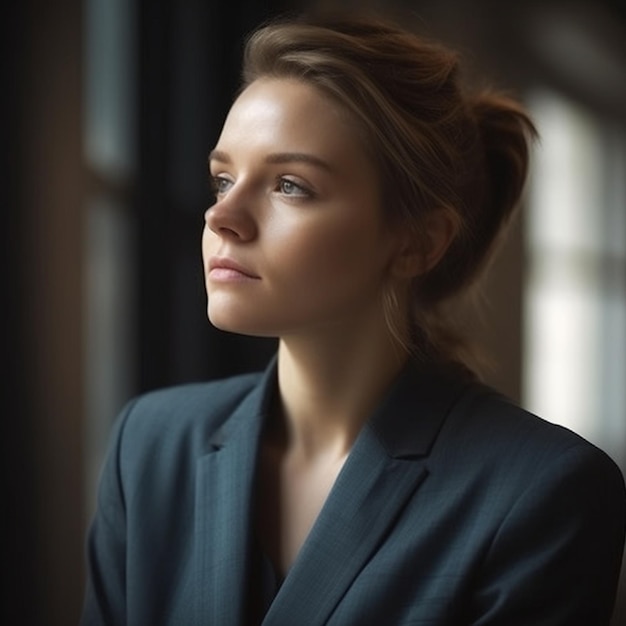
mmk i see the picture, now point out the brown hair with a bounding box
[241,12,537,365]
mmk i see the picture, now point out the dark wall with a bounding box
[5,1,85,624]
[135,0,291,392]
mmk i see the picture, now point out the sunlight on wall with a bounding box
[523,89,626,468]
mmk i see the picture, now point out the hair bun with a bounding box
[473,92,538,235]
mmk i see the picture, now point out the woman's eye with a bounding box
[211,176,233,195]
[277,178,312,198]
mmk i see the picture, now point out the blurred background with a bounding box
[3,0,626,624]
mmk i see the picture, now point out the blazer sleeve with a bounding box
[81,399,136,626]
[469,442,626,625]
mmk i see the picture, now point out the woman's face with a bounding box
[202,77,400,339]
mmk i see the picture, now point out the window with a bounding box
[523,88,626,469]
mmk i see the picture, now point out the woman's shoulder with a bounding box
[89,370,270,550]
[108,371,265,467]
[440,377,624,490]
[451,381,593,451]
[126,371,263,425]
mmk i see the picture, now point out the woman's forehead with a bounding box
[216,78,371,170]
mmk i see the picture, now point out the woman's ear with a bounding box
[390,209,457,279]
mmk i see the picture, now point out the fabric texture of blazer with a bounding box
[81,357,626,625]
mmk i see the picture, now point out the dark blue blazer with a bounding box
[82,358,626,625]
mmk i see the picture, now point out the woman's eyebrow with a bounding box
[208,149,231,164]
[208,149,333,173]
[265,152,334,173]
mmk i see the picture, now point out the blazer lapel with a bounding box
[263,360,471,626]
[195,362,277,626]
[262,429,428,626]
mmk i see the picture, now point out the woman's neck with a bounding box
[274,324,408,460]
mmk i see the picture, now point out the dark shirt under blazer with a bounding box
[82,358,626,625]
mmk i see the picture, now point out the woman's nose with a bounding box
[204,188,258,242]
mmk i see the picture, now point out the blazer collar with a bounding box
[195,355,472,626]
[366,357,472,458]
[263,358,472,625]
[195,358,277,626]
[207,354,470,458]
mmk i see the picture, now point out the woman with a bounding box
[82,12,626,626]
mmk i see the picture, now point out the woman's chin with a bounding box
[206,306,275,338]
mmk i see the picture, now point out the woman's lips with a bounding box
[208,257,260,281]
